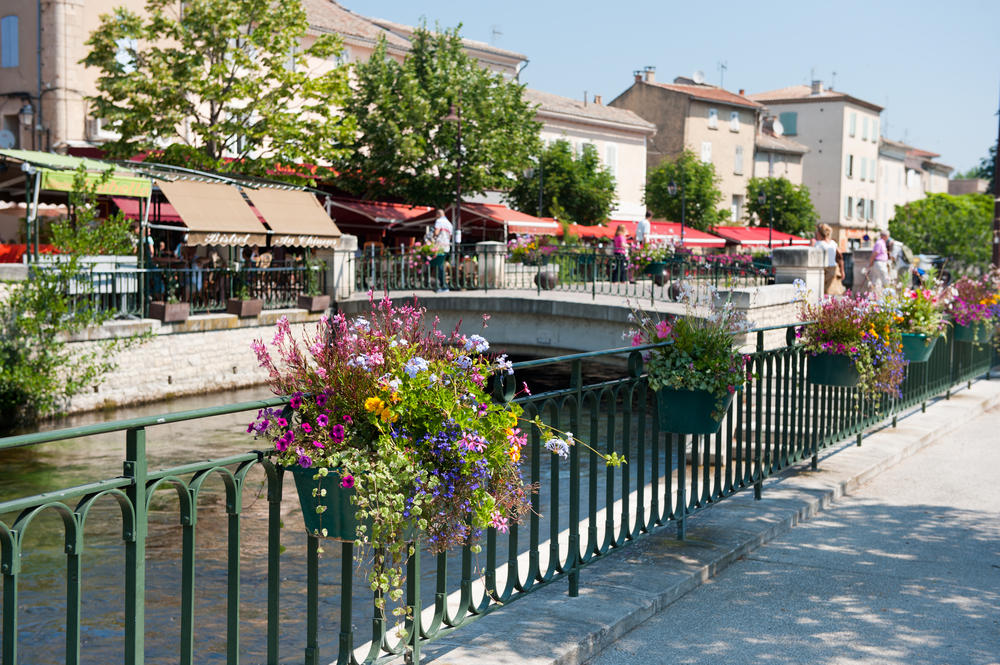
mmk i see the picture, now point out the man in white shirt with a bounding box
[432,209,453,292]
[636,211,652,247]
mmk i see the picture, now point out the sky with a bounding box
[362,0,1000,173]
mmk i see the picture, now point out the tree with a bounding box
[888,193,993,271]
[505,140,616,225]
[744,177,818,237]
[973,139,997,193]
[336,27,541,207]
[644,151,727,231]
[82,0,353,181]
[0,168,147,430]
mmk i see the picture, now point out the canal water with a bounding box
[1,358,667,664]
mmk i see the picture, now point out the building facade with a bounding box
[609,68,762,223]
[753,116,808,185]
[876,138,953,226]
[524,89,655,221]
[750,82,883,243]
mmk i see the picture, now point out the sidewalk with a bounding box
[412,372,1000,665]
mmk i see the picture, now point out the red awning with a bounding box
[326,198,431,224]
[112,197,184,225]
[711,226,810,247]
[0,243,58,263]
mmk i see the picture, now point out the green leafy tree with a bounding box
[0,168,147,430]
[644,150,727,231]
[336,28,541,207]
[888,193,993,271]
[973,139,996,192]
[82,0,353,181]
[505,140,616,225]
[745,177,818,237]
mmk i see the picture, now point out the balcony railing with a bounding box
[0,324,993,665]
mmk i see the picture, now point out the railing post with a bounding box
[304,535,319,665]
[568,359,582,597]
[592,247,597,301]
[405,537,421,664]
[124,427,147,665]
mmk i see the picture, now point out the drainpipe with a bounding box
[36,0,43,151]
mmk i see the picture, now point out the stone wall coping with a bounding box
[771,246,824,268]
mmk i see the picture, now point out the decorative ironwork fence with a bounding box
[0,325,993,665]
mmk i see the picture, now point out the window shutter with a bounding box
[701,141,712,163]
[734,145,744,175]
[605,145,617,177]
[729,111,739,132]
[708,108,718,129]
[2,16,20,68]
[779,112,797,136]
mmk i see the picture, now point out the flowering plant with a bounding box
[629,242,672,272]
[946,272,1000,327]
[248,296,530,615]
[627,292,749,419]
[889,282,947,339]
[507,235,558,265]
[798,293,907,397]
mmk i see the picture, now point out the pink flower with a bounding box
[301,423,312,434]
[655,320,671,339]
[340,474,355,489]
[317,414,329,427]
[491,511,509,534]
[631,332,643,347]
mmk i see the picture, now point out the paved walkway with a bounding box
[413,372,1000,665]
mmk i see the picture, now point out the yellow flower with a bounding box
[507,445,521,463]
[508,412,519,427]
[380,409,398,423]
[389,392,401,404]
[365,397,385,413]
[504,427,514,437]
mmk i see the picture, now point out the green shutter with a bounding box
[779,112,797,136]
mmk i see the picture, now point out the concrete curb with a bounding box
[411,374,1000,665]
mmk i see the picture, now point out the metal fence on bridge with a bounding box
[0,324,993,665]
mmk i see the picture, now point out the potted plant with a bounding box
[149,295,189,323]
[248,296,531,617]
[628,293,748,434]
[946,273,999,344]
[798,293,907,396]
[890,282,947,363]
[297,258,330,312]
[226,282,263,318]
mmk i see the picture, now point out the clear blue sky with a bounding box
[364,0,999,173]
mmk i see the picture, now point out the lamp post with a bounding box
[444,102,462,285]
[667,177,686,248]
[18,101,35,150]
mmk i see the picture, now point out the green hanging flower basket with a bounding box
[288,466,359,540]
[656,387,734,435]
[807,353,859,387]
[952,321,994,344]
[643,261,669,286]
[900,333,938,363]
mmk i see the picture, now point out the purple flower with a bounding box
[340,474,355,489]
[290,392,303,409]
[316,414,329,427]
[331,424,345,443]
[301,423,312,434]
[276,417,288,428]
[297,454,313,468]
[316,393,328,407]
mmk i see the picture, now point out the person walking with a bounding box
[867,230,892,296]
[813,223,845,296]
[636,211,652,247]
[431,208,453,292]
[611,224,629,282]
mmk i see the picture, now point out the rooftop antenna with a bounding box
[490,24,503,45]
[831,70,837,90]
[692,69,706,85]
[717,61,728,88]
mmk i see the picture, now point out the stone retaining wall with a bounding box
[64,309,324,414]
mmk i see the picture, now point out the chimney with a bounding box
[643,65,656,83]
[634,69,642,83]
[593,94,602,105]
[738,88,745,96]
[810,80,824,95]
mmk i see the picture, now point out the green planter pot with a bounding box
[643,261,668,286]
[288,466,359,540]
[656,388,734,435]
[952,321,994,344]
[900,333,938,363]
[807,353,859,387]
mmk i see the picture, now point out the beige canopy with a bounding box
[244,188,341,248]
[155,178,267,247]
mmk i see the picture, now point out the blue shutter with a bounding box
[779,112,797,136]
[1,16,18,68]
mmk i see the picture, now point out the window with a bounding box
[868,199,875,220]
[1,15,18,68]
[731,195,743,222]
[334,46,352,66]
[729,111,739,132]
[115,37,137,74]
[856,198,866,219]
[846,154,854,178]
[872,119,879,143]
[708,108,718,129]
[605,145,617,177]
[849,112,857,137]
[862,116,869,141]
[701,141,712,163]
[861,157,867,181]
[779,111,797,136]
[846,196,853,219]
[733,145,744,175]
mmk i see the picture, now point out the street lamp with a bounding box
[667,177,686,247]
[444,102,462,284]
[757,189,774,249]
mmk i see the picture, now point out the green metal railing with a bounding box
[0,325,993,664]
[355,245,772,301]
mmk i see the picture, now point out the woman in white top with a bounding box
[813,223,845,296]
